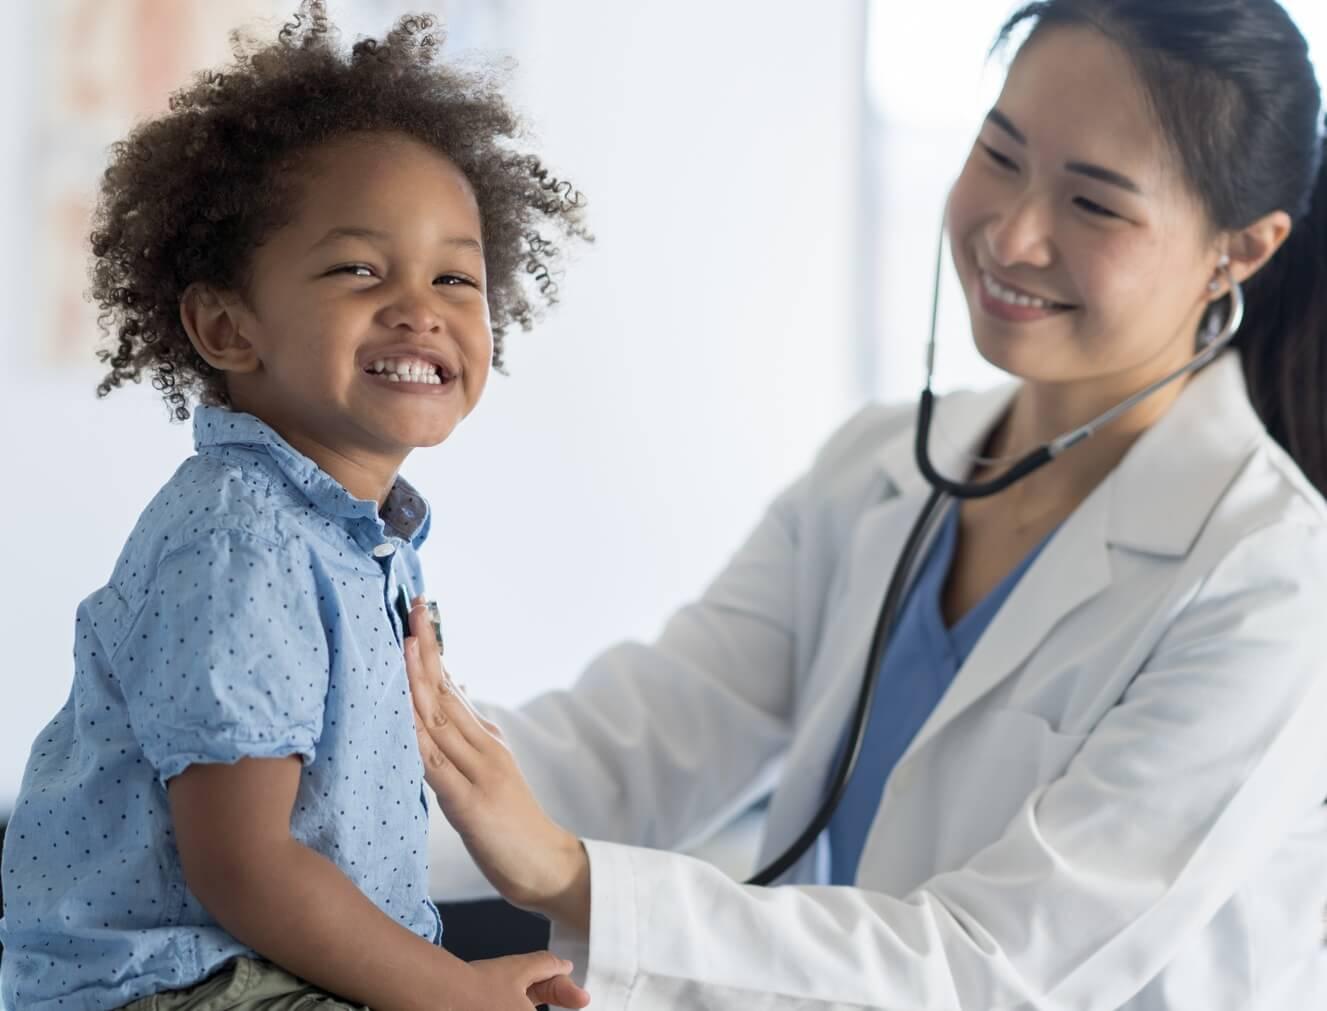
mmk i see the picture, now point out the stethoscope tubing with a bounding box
[743,223,1244,886]
[745,484,949,886]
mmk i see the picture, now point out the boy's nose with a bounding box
[382,294,442,335]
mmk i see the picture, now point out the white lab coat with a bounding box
[429,353,1327,1009]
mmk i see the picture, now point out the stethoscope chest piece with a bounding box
[395,587,445,655]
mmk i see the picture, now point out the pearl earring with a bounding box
[1208,255,1231,295]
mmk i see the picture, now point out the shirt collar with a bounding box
[192,405,431,549]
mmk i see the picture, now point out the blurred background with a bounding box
[1,0,1325,845]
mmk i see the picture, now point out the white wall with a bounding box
[0,2,868,812]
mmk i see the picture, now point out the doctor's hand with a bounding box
[404,600,593,937]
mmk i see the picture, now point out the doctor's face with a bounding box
[945,26,1221,390]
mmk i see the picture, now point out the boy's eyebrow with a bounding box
[307,226,483,254]
[984,107,1145,196]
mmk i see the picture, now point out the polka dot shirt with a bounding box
[0,406,443,1011]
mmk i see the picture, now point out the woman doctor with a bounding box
[410,0,1327,1007]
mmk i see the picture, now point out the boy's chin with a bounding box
[394,419,462,451]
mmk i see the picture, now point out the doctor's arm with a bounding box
[424,484,802,898]
[416,520,1327,1010]
[426,405,915,899]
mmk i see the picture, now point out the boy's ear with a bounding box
[179,283,260,374]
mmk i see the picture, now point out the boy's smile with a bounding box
[361,345,460,391]
[184,130,493,505]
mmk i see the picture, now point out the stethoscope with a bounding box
[743,224,1246,887]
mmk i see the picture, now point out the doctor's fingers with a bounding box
[432,669,508,754]
[410,690,487,784]
[413,706,474,800]
[403,634,506,755]
[404,638,488,765]
[400,616,488,750]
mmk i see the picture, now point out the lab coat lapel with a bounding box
[903,353,1262,762]
[757,385,1017,880]
[905,484,1112,760]
[759,356,1261,881]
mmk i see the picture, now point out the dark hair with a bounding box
[91,1,591,420]
[997,0,1327,494]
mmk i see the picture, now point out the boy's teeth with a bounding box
[368,357,446,384]
[386,372,443,385]
[403,371,442,384]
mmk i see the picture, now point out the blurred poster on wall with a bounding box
[32,0,513,367]
[34,0,273,366]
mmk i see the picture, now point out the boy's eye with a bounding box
[979,143,1018,171]
[1074,197,1120,219]
[332,264,376,278]
[435,274,476,288]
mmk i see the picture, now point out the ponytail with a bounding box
[1238,133,1327,496]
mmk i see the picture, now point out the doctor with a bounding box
[412,0,1327,1007]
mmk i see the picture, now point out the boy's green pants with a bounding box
[118,957,368,1010]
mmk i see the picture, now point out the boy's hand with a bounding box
[468,953,590,1009]
[404,600,592,934]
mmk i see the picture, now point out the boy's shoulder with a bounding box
[107,444,309,603]
[150,444,287,540]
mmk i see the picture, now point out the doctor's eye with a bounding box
[979,143,1018,171]
[1073,197,1121,220]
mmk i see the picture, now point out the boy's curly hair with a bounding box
[91,1,590,420]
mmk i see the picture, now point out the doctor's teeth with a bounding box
[982,272,1060,310]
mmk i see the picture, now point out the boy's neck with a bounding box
[233,402,404,510]
[285,431,402,510]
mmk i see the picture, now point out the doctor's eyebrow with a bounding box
[984,108,1145,196]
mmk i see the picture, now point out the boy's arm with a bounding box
[168,756,580,1011]
[169,756,464,1010]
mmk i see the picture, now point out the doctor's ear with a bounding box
[1211,209,1294,297]
[179,283,260,375]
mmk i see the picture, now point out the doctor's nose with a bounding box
[984,198,1055,271]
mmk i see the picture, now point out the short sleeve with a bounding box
[116,529,331,784]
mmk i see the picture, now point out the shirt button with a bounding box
[372,542,396,559]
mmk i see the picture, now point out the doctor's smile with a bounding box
[975,267,1078,320]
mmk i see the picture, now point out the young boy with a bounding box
[0,4,590,1009]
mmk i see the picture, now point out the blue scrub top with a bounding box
[827,503,1055,885]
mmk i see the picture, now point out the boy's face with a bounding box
[218,131,493,501]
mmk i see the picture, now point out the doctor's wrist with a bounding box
[526,832,591,935]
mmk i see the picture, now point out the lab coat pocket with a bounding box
[936,707,1088,863]
[974,706,1088,792]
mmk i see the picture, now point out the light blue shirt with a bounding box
[828,504,1054,885]
[1,406,443,1011]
